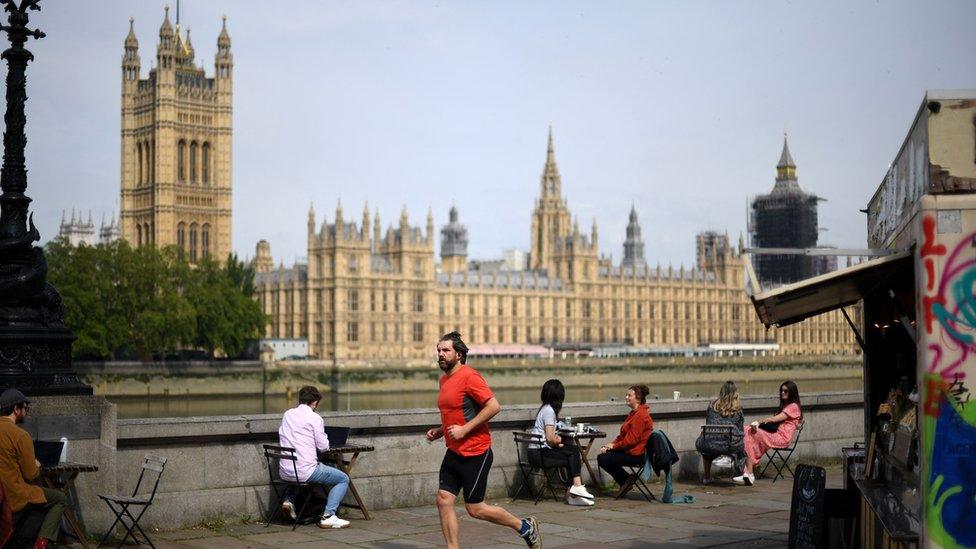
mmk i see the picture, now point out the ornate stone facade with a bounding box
[255,132,857,361]
[119,9,233,261]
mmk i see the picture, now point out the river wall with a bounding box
[56,391,865,534]
[76,355,861,398]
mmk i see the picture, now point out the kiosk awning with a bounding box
[748,250,913,328]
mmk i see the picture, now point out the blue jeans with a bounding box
[285,463,350,516]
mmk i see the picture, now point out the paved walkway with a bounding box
[143,468,841,548]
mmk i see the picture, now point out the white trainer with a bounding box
[319,514,350,529]
[567,494,595,506]
[569,485,595,500]
[732,473,755,486]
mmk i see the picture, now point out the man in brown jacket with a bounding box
[0,389,65,549]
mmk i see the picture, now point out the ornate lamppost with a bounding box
[0,0,89,395]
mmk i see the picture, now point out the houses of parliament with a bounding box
[252,131,856,361]
[116,10,855,362]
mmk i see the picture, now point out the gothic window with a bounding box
[177,140,187,182]
[148,139,154,183]
[347,322,358,342]
[146,223,152,245]
[413,258,423,277]
[201,224,210,258]
[453,296,460,316]
[347,255,358,273]
[348,290,359,311]
[189,223,198,261]
[136,142,143,185]
[177,222,186,253]
[190,141,198,184]
[438,295,445,315]
[468,296,474,316]
[394,292,401,312]
[412,291,424,313]
[412,323,424,343]
[201,142,210,184]
[136,224,142,246]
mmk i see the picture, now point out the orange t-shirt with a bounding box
[437,365,495,456]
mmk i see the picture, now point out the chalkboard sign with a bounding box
[788,464,826,549]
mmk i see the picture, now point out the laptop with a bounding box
[34,440,64,467]
[324,426,349,447]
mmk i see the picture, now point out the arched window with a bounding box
[190,141,198,184]
[136,224,142,246]
[201,223,210,258]
[177,140,186,182]
[177,222,186,253]
[136,142,143,185]
[147,222,153,245]
[201,143,210,184]
[146,139,154,184]
[189,223,198,261]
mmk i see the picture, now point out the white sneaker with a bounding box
[567,494,595,506]
[569,485,595,500]
[319,514,350,529]
[732,473,755,486]
[281,500,296,521]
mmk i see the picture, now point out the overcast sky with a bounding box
[20,0,976,268]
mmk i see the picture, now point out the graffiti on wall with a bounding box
[921,213,976,548]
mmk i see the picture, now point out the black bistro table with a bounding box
[40,462,99,549]
[557,429,607,484]
[319,443,375,520]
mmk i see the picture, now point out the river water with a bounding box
[109,376,862,419]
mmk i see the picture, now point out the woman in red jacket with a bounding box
[597,384,654,489]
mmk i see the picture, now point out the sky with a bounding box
[18,0,976,268]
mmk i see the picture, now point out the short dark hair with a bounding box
[0,402,26,416]
[629,384,650,404]
[439,331,468,364]
[298,385,322,405]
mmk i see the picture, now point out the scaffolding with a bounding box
[750,188,821,285]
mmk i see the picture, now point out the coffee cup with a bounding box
[673,391,680,400]
[576,423,586,434]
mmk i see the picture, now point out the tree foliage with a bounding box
[46,240,267,360]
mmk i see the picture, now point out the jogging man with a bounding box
[426,331,541,549]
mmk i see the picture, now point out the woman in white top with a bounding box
[529,379,595,505]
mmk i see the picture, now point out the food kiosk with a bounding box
[747,90,976,549]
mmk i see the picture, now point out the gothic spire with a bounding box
[125,17,138,49]
[540,126,562,198]
[772,133,800,193]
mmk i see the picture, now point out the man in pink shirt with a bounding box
[278,386,350,528]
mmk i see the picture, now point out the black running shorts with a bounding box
[438,448,493,504]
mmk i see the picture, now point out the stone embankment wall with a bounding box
[65,391,864,533]
[77,355,861,397]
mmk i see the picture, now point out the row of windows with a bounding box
[176,222,212,262]
[316,256,425,277]
[135,222,154,247]
[176,139,212,185]
[339,322,425,344]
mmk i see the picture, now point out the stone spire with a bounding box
[125,17,138,49]
[773,133,800,193]
[440,205,468,272]
[362,202,370,240]
[307,202,315,234]
[540,126,562,198]
[622,204,646,268]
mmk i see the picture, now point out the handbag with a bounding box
[758,422,779,433]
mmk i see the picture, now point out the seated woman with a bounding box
[529,379,596,506]
[734,380,803,486]
[695,381,745,484]
[597,384,653,492]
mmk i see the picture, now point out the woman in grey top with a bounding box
[529,379,595,505]
[695,380,745,484]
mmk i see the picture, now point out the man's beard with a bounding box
[438,358,456,372]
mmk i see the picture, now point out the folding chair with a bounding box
[699,424,739,479]
[262,444,314,530]
[511,432,562,504]
[97,454,167,548]
[758,421,804,482]
[615,432,657,503]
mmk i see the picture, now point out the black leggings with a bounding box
[597,450,644,485]
[529,445,582,479]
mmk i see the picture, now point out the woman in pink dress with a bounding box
[733,380,802,486]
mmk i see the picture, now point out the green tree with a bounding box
[185,257,266,358]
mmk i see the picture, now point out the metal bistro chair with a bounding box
[758,421,805,482]
[97,454,167,549]
[511,432,562,504]
[616,432,658,503]
[699,424,740,479]
[263,444,314,530]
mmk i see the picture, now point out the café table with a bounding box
[557,428,606,484]
[40,461,98,549]
[319,443,374,520]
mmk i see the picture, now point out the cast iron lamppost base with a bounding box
[0,0,90,396]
